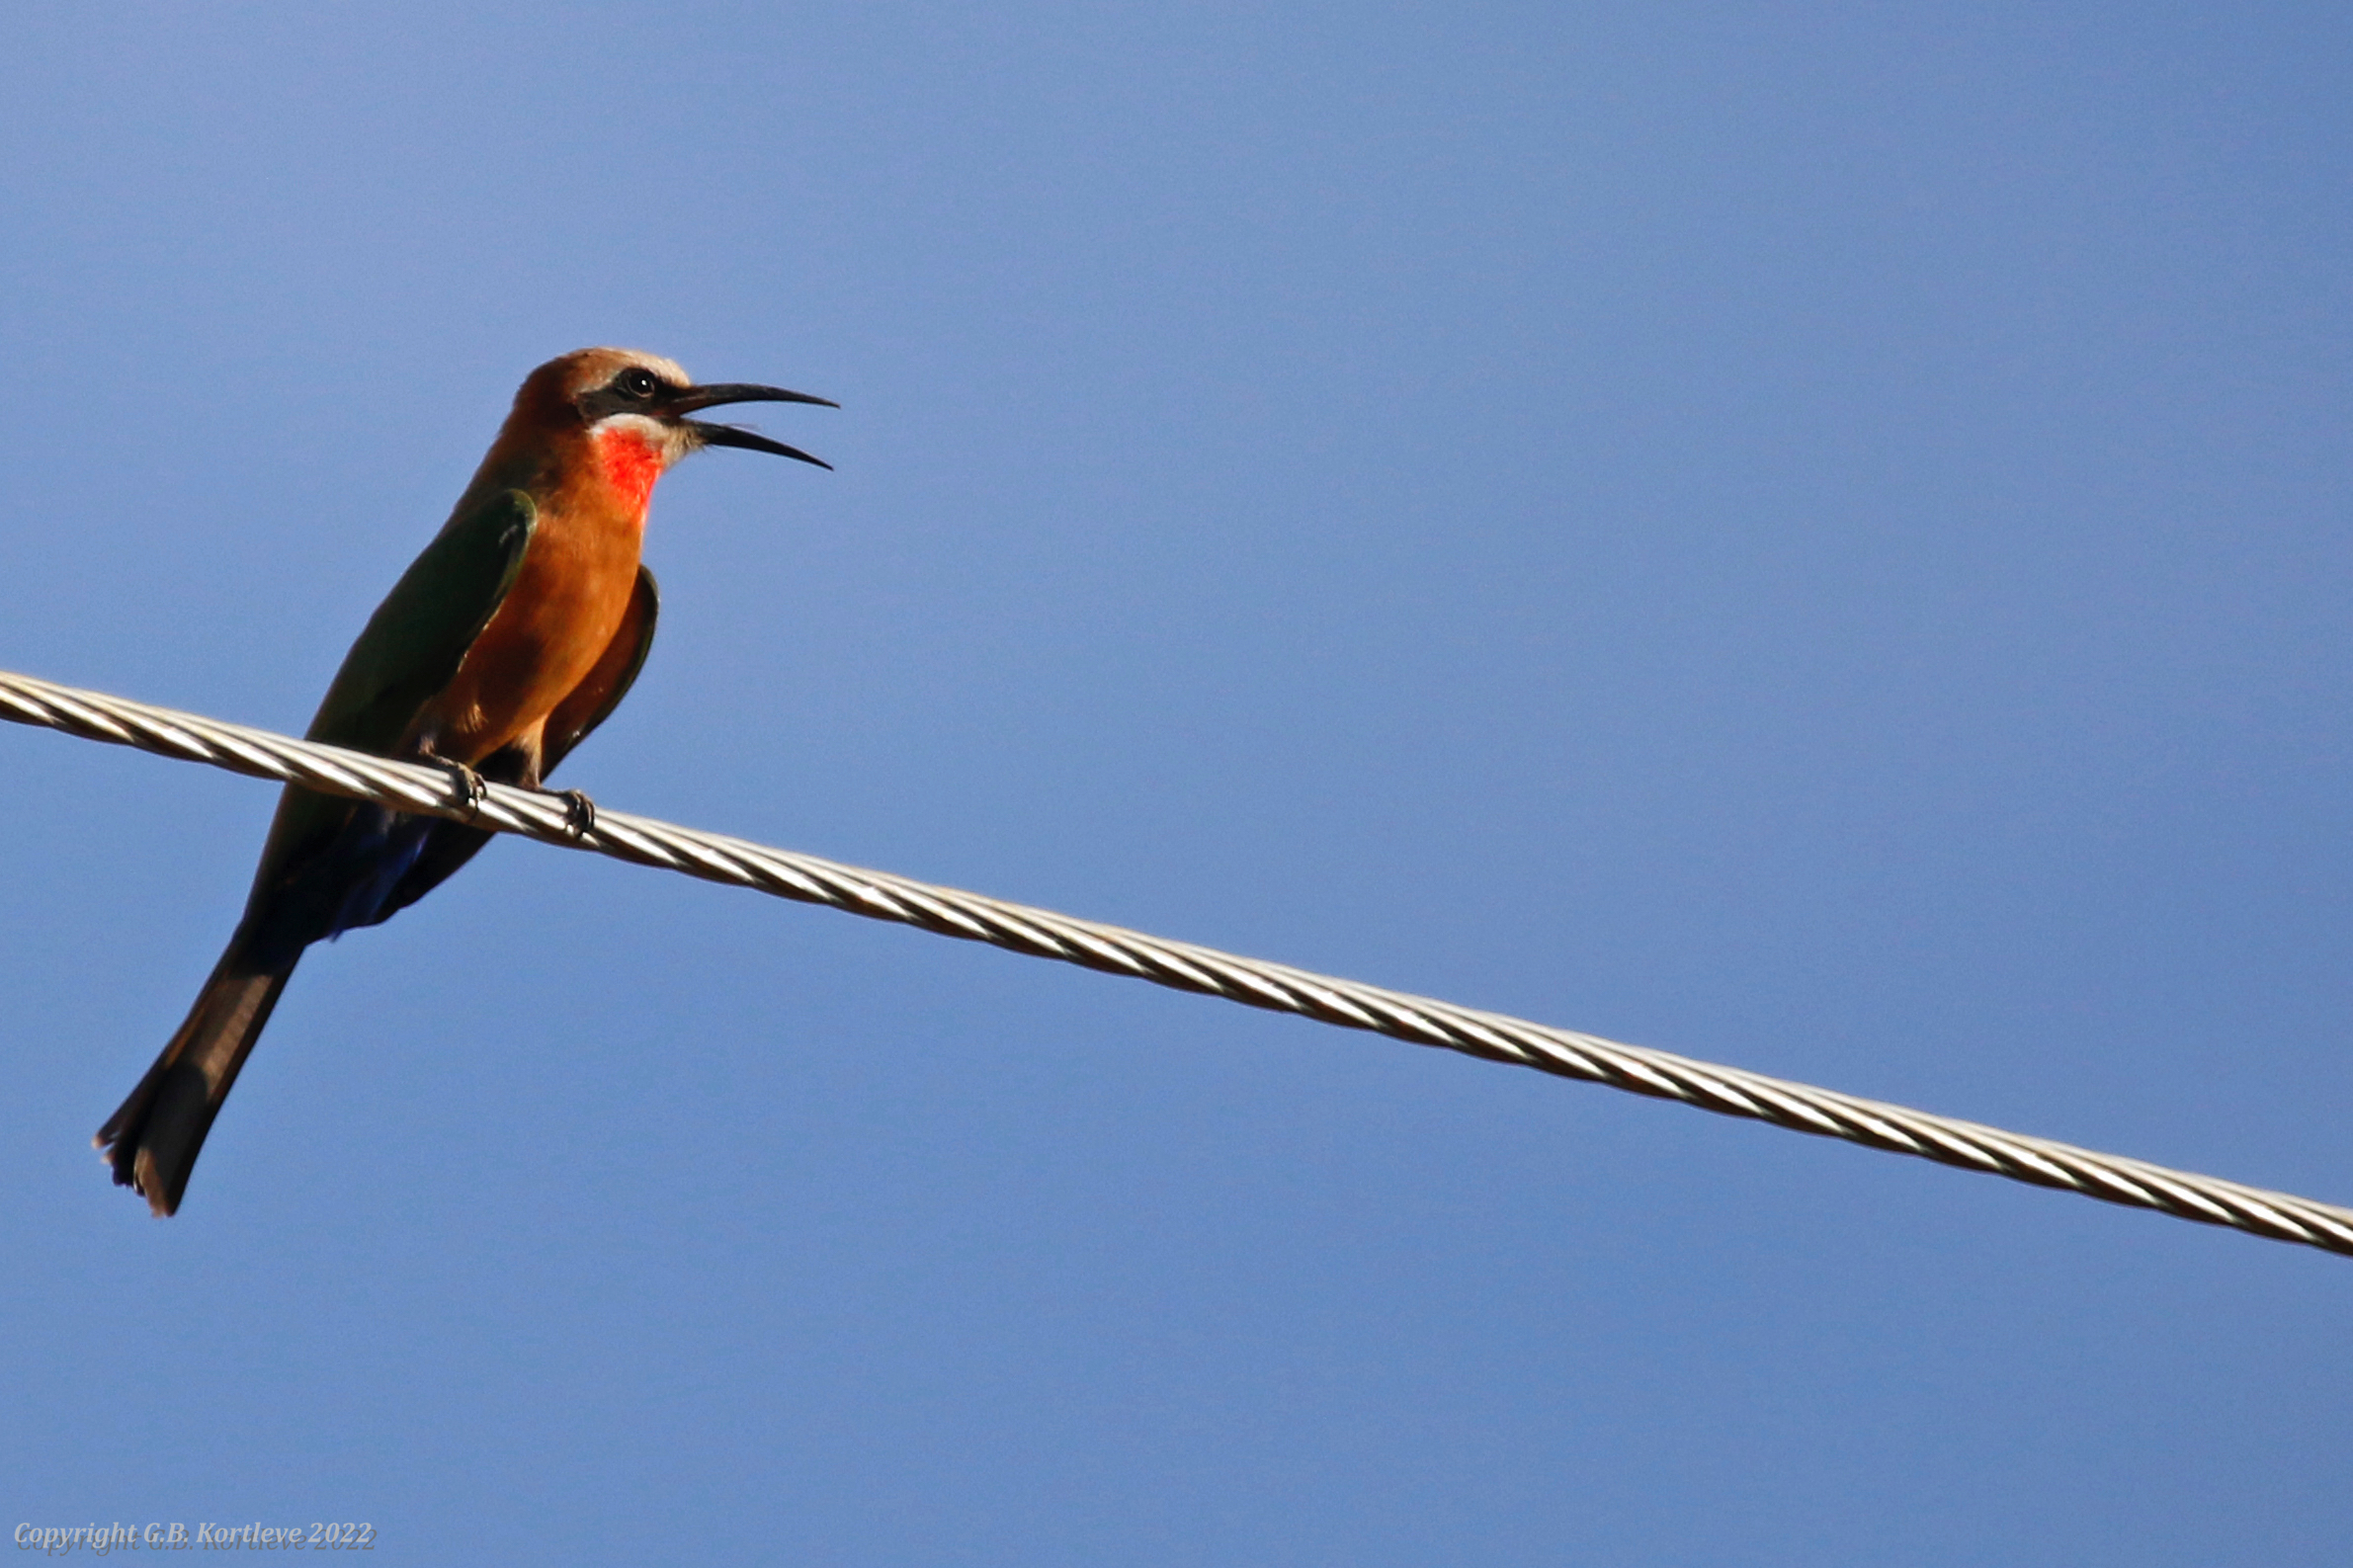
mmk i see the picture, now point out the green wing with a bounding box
[304,488,538,752]
[354,564,660,928]
[238,489,537,911]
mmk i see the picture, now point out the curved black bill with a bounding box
[665,381,836,469]
[667,381,839,414]
[687,420,832,469]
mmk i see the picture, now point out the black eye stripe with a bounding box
[616,368,661,398]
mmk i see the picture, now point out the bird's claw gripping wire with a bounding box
[438,760,487,822]
[552,787,597,841]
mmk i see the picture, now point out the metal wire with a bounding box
[4,665,2348,1260]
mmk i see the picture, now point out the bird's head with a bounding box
[501,347,835,515]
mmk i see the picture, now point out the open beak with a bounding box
[665,381,839,469]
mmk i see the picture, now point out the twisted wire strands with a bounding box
[5,667,2349,1260]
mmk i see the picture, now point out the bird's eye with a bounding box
[615,368,661,400]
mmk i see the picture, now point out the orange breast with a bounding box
[430,454,650,766]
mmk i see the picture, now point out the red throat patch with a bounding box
[592,426,666,517]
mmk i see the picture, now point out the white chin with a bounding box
[589,413,688,459]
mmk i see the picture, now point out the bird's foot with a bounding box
[551,787,597,841]
[438,759,487,822]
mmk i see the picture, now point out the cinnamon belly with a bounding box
[427,512,642,765]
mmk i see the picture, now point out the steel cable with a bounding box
[4,666,2347,1260]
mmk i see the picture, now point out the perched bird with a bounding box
[97,347,832,1215]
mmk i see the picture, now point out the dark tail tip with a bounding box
[97,1060,222,1216]
[98,957,297,1217]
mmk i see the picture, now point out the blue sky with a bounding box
[3,4,2348,1562]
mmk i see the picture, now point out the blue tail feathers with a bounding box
[241,805,441,969]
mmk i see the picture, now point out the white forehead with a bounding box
[566,348,693,396]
